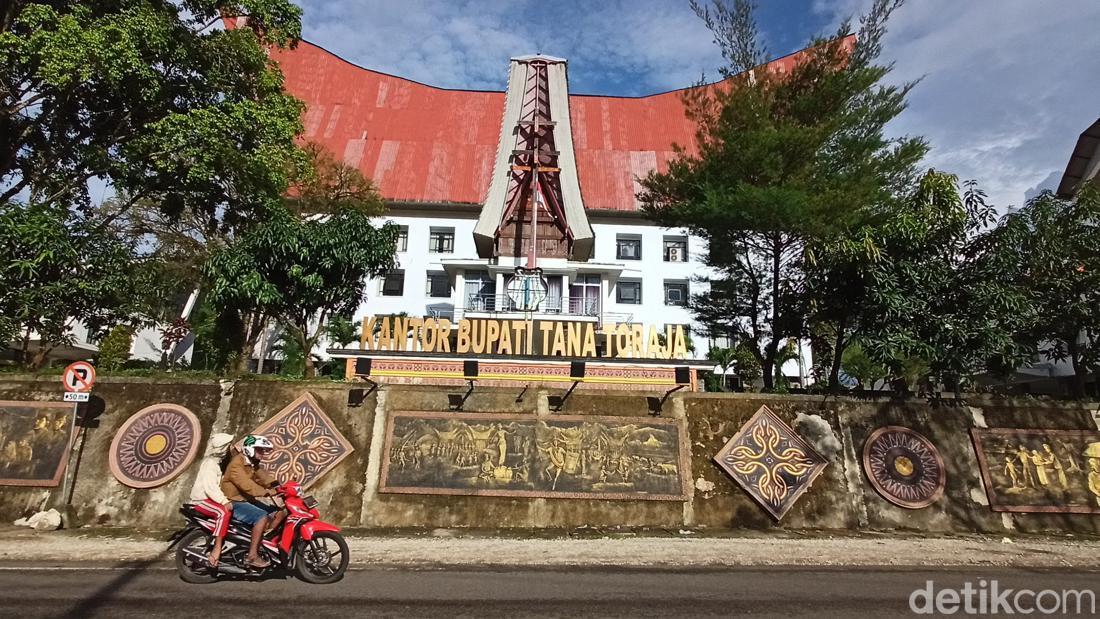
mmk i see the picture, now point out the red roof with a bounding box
[270,39,839,211]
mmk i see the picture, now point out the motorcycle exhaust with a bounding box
[181,547,247,575]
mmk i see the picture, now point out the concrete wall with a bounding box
[1,375,1097,533]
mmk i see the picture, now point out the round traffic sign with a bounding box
[62,361,96,392]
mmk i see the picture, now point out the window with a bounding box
[616,235,642,260]
[426,271,450,298]
[664,281,688,306]
[570,274,602,315]
[616,280,642,304]
[380,271,404,296]
[663,236,688,262]
[429,227,455,253]
[464,270,496,311]
[396,226,408,252]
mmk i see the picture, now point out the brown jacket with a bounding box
[220,451,278,501]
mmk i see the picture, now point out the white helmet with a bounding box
[242,434,274,461]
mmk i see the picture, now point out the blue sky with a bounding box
[293,0,1100,210]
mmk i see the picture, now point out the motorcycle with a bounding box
[169,480,349,584]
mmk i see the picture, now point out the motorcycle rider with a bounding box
[221,434,281,568]
[187,433,234,567]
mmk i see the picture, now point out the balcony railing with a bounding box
[460,293,595,315]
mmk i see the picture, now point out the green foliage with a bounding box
[97,325,134,371]
[0,201,162,367]
[271,332,306,378]
[187,298,245,373]
[994,185,1100,396]
[840,343,885,389]
[325,315,360,348]
[1,1,304,220]
[846,171,1034,393]
[204,208,397,377]
[640,0,924,391]
[0,1,304,367]
[707,344,762,391]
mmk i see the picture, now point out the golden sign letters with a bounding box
[359,316,688,360]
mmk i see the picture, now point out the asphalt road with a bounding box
[0,562,1097,618]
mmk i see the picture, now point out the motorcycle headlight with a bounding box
[303,495,318,509]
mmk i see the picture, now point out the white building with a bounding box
[267,40,815,385]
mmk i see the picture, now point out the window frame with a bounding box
[426,271,450,298]
[380,271,405,297]
[429,227,455,254]
[396,225,409,252]
[615,235,642,260]
[663,236,688,262]
[663,281,689,306]
[616,280,642,305]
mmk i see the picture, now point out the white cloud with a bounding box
[813,0,1100,210]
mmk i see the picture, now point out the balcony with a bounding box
[454,294,631,325]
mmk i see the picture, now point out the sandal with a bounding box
[246,556,271,569]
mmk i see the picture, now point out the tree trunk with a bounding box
[829,315,848,392]
[762,234,782,392]
[19,329,31,368]
[236,336,253,375]
[1068,339,1087,399]
[29,346,50,370]
[236,314,267,375]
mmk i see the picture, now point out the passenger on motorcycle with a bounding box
[221,434,282,568]
[186,432,234,567]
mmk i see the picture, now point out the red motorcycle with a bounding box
[170,481,348,584]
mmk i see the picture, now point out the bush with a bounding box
[97,325,133,371]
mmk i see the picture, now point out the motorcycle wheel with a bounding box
[174,529,218,584]
[295,531,349,584]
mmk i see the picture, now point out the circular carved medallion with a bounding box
[862,426,946,509]
[109,404,201,489]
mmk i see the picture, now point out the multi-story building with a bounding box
[267,34,817,384]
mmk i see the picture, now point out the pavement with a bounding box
[2,528,1099,617]
[1,526,1099,569]
[0,565,1097,618]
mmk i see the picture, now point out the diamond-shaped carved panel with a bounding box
[713,405,828,521]
[245,393,353,489]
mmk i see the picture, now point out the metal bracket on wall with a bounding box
[648,384,686,417]
[449,380,476,411]
[550,380,581,412]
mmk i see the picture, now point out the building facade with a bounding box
[268,35,819,383]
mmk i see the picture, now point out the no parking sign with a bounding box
[62,361,95,402]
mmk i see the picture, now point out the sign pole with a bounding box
[59,361,96,507]
[62,401,81,505]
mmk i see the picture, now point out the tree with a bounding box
[96,325,134,371]
[0,201,162,367]
[325,314,360,349]
[840,343,884,390]
[706,347,737,391]
[852,171,1034,395]
[1,2,305,366]
[640,0,925,390]
[996,185,1100,397]
[1,1,303,223]
[204,208,397,377]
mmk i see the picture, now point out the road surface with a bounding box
[0,563,1096,617]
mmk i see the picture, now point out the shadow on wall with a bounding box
[0,375,1097,534]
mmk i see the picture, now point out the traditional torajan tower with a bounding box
[473,55,594,266]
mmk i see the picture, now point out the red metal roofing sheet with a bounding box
[270,38,842,211]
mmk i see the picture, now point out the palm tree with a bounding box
[707,347,737,392]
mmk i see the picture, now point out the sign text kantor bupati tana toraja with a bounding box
[359,315,689,359]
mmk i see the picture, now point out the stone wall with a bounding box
[0,375,1097,533]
